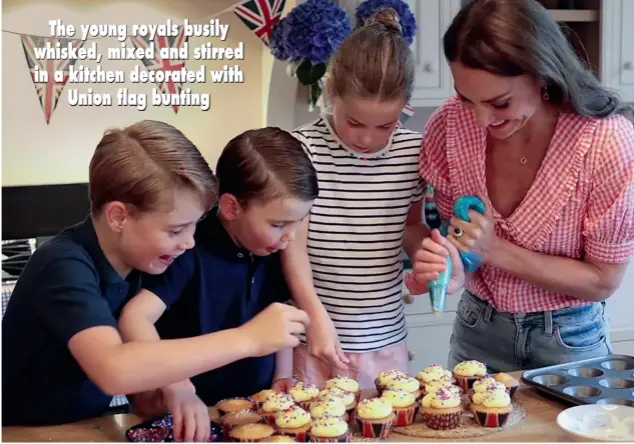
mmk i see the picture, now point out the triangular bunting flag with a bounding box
[233,0,286,46]
[129,29,188,113]
[20,35,85,124]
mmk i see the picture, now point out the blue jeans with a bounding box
[448,291,613,373]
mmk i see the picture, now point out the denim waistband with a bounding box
[462,290,604,332]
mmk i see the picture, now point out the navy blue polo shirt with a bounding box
[143,209,291,406]
[2,217,142,426]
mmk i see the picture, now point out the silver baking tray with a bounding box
[521,354,634,407]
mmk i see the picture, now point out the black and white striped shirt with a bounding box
[293,116,425,352]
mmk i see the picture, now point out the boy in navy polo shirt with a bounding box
[2,121,309,427]
[118,127,319,442]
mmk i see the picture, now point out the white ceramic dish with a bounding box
[557,404,634,442]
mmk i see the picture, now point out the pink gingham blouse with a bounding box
[420,95,634,313]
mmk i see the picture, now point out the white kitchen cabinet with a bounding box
[337,0,461,106]
[601,0,634,102]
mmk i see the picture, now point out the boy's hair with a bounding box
[444,0,631,119]
[216,127,318,205]
[89,120,218,215]
[329,7,415,102]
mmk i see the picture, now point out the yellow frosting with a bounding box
[377,369,407,385]
[473,376,506,394]
[473,390,511,408]
[385,375,420,393]
[453,360,487,377]
[417,365,452,383]
[276,405,311,429]
[251,389,276,403]
[318,387,355,406]
[494,373,517,384]
[310,399,347,419]
[356,398,393,420]
[309,415,349,438]
[262,392,295,413]
[381,390,416,408]
[290,382,320,402]
[325,376,360,393]
[422,387,462,409]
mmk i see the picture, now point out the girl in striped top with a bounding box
[408,0,634,372]
[280,8,438,389]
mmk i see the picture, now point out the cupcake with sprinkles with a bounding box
[416,364,454,387]
[380,390,419,427]
[275,405,313,441]
[421,386,464,430]
[318,387,357,422]
[471,389,514,428]
[422,376,461,397]
[261,392,296,426]
[216,397,256,416]
[374,369,407,395]
[324,376,360,403]
[384,374,422,401]
[310,399,347,421]
[452,360,487,391]
[250,389,276,409]
[221,410,263,437]
[290,382,321,410]
[228,423,275,442]
[469,376,507,404]
[308,415,351,442]
[494,373,520,399]
[355,397,395,439]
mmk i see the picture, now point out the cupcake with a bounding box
[276,405,312,442]
[469,376,507,404]
[355,397,395,439]
[374,369,407,395]
[217,397,256,415]
[423,377,461,397]
[416,364,453,387]
[269,436,298,442]
[317,388,357,422]
[228,423,275,442]
[250,389,276,409]
[221,410,263,437]
[471,390,514,428]
[384,374,422,401]
[210,407,222,423]
[453,360,487,391]
[261,392,296,426]
[494,373,520,399]
[324,376,360,403]
[310,399,347,420]
[290,382,320,410]
[421,387,463,430]
[308,415,351,442]
[380,390,419,427]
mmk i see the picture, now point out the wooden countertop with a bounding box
[2,372,587,442]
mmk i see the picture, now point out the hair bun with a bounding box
[365,7,402,35]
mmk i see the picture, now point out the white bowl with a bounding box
[557,404,634,442]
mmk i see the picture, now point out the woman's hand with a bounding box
[447,204,497,261]
[160,380,210,442]
[306,312,350,371]
[406,229,465,295]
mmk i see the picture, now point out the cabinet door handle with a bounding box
[624,62,633,71]
[423,63,435,73]
[403,293,414,304]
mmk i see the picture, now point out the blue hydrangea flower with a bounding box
[269,0,352,65]
[355,0,417,45]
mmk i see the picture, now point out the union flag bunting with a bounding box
[129,28,188,113]
[233,0,286,45]
[21,35,84,124]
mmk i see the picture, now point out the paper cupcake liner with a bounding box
[261,412,278,427]
[278,430,309,442]
[308,431,352,442]
[355,416,394,439]
[392,404,419,427]
[345,408,355,424]
[472,409,512,428]
[507,385,518,400]
[229,437,272,442]
[373,378,385,396]
[422,410,462,430]
[453,375,481,392]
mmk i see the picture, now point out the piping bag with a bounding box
[429,196,487,316]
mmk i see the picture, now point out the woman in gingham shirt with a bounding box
[409,0,634,372]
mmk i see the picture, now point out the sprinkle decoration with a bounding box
[125,414,223,442]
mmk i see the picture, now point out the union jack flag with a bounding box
[233,0,286,45]
[130,28,188,113]
[21,35,84,124]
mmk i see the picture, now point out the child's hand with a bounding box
[160,380,210,442]
[272,377,295,392]
[129,389,167,418]
[307,313,349,370]
[408,229,465,295]
[238,303,310,357]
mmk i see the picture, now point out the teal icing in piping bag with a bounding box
[430,196,487,315]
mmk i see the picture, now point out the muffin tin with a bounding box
[521,354,634,407]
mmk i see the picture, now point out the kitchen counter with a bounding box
[2,372,587,442]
